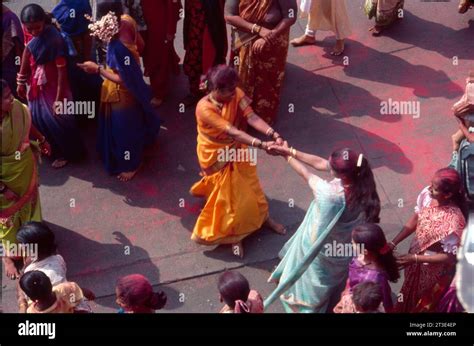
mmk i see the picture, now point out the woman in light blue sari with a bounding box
[265,142,381,313]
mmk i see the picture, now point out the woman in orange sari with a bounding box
[225,0,297,125]
[191,65,286,258]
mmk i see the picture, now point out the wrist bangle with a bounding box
[265,127,274,136]
[287,156,293,163]
[251,138,257,147]
[414,254,418,264]
[389,241,397,249]
[290,148,297,157]
[251,24,257,34]
[39,136,46,144]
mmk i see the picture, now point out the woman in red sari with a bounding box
[183,0,227,107]
[390,168,466,312]
[141,0,181,107]
[225,0,297,125]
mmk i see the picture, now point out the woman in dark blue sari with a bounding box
[78,12,160,181]
[18,4,85,168]
[52,0,102,117]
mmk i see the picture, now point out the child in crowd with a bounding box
[115,274,167,313]
[352,282,384,313]
[334,223,399,313]
[218,271,264,313]
[450,71,474,167]
[16,222,94,311]
[19,270,89,313]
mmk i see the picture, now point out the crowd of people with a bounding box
[1,0,473,314]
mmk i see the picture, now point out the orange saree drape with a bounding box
[190,88,268,245]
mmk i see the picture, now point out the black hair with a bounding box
[16,222,57,260]
[352,223,400,282]
[217,271,250,311]
[20,3,52,25]
[204,65,239,93]
[19,270,53,301]
[97,0,124,20]
[352,281,383,313]
[329,148,381,223]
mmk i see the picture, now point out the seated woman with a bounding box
[18,270,90,313]
[391,168,466,312]
[16,222,94,312]
[190,64,286,258]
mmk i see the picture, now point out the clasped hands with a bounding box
[261,139,293,158]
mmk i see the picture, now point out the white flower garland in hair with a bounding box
[85,11,119,44]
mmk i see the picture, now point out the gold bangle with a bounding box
[265,127,274,136]
[287,156,293,163]
[251,23,257,34]
[291,148,297,157]
[251,138,257,147]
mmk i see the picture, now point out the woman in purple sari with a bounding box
[78,12,161,181]
[18,4,85,169]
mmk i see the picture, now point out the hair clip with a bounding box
[356,153,364,168]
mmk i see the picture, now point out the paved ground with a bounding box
[2,0,473,313]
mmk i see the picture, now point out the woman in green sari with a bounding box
[1,79,50,279]
[264,142,381,313]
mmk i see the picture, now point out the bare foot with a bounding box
[330,40,345,56]
[369,25,383,36]
[264,218,286,235]
[232,242,244,258]
[3,257,20,280]
[151,97,163,108]
[290,34,316,47]
[52,159,68,169]
[117,170,138,182]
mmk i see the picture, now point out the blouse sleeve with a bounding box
[414,186,431,214]
[237,88,254,118]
